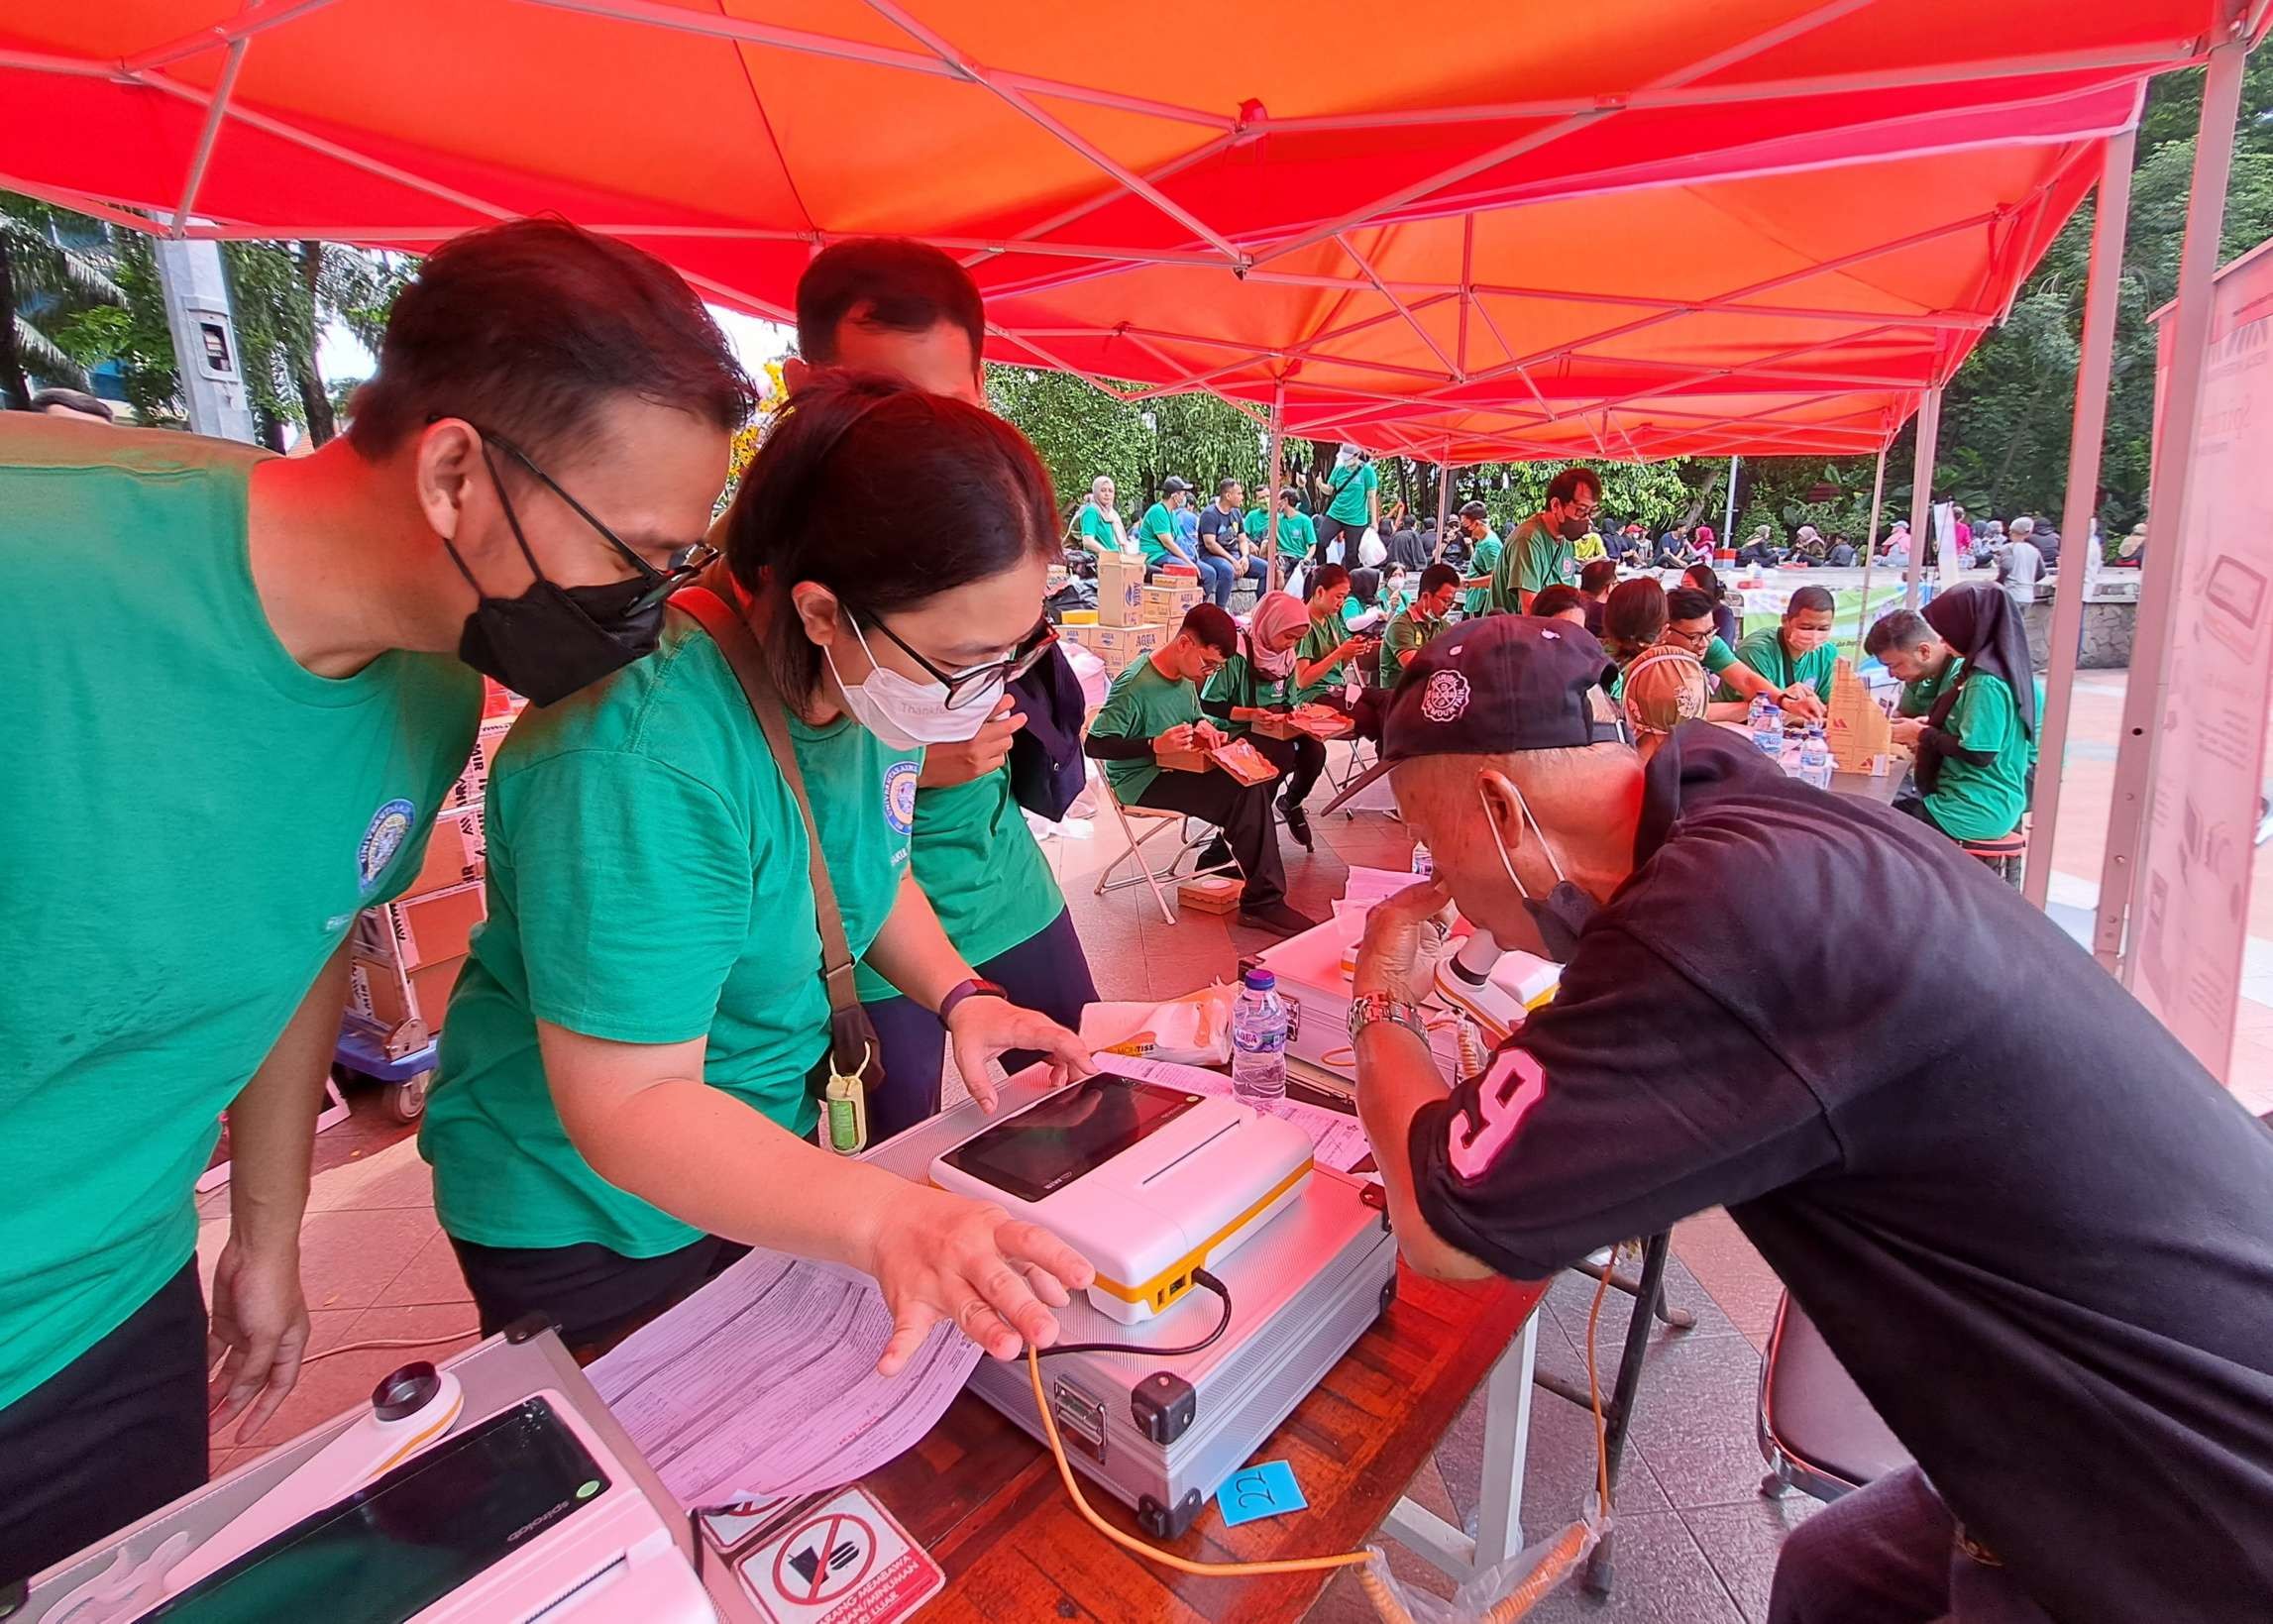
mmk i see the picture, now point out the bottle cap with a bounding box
[1243,968,1276,992]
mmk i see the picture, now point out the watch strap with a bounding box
[939,977,1010,1025]
[1348,992,1428,1044]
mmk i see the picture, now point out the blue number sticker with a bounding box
[1216,1460,1307,1528]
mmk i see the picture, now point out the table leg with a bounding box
[1380,1308,1541,1584]
[1579,1232,1675,1597]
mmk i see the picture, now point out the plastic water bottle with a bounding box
[1411,840,1433,878]
[1798,725,1832,791]
[1231,969,1289,1110]
[1748,694,1784,755]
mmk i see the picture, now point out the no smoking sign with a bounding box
[737,1486,942,1624]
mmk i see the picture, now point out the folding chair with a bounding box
[1093,775,1228,924]
[1757,1289,1912,1504]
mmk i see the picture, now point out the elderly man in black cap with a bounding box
[1332,616,2273,1624]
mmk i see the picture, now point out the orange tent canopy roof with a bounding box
[1,1,2255,452]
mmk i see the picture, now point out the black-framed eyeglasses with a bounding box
[471,423,715,613]
[856,609,1059,709]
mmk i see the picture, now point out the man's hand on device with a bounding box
[861,1188,1096,1375]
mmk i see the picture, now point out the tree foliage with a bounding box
[0,196,127,407]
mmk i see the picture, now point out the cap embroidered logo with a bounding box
[1421,670,1471,723]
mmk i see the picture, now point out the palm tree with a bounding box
[0,196,127,408]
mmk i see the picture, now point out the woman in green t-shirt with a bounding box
[421,378,1094,1370]
[1890,584,2037,855]
[1201,592,1326,846]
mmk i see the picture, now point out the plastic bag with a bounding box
[1079,986,1234,1066]
[1356,525,1387,567]
[1284,563,1308,601]
[1327,535,1348,566]
[1352,1512,1599,1623]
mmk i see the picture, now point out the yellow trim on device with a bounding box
[1087,1156,1316,1311]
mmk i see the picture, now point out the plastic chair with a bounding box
[1093,775,1225,924]
[1958,823,2028,889]
[1758,1290,1912,1503]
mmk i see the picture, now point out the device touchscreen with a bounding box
[150,1398,609,1624]
[941,1074,1203,1203]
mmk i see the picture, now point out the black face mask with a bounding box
[1484,781,1598,962]
[1558,515,1591,542]
[443,445,667,706]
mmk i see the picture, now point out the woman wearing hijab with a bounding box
[1342,566,1389,634]
[1202,592,1327,848]
[1889,583,2037,854]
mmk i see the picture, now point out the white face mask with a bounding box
[823,619,1003,750]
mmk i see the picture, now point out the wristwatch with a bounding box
[1347,991,1429,1045]
[939,977,1010,1025]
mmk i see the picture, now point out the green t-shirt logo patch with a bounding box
[358,798,416,894]
[884,759,919,835]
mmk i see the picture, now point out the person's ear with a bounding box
[413,418,484,546]
[789,581,845,649]
[1474,768,1525,856]
[781,356,815,395]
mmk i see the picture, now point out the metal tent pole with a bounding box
[1723,454,1739,546]
[1434,442,1455,564]
[1902,386,1941,608]
[2098,20,2250,977]
[2025,128,2135,910]
[1854,446,1888,650]
[1264,376,1287,591]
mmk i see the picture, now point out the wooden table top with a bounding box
[863,1264,1551,1624]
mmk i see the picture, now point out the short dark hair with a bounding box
[1603,578,1668,647]
[1459,499,1489,521]
[1307,563,1353,598]
[1666,587,1716,623]
[1527,584,1585,619]
[1786,585,1836,617]
[797,238,985,370]
[1419,562,1461,596]
[722,373,1054,701]
[1546,468,1601,507]
[1217,477,1243,497]
[29,386,113,421]
[1181,603,1239,655]
[1864,607,1934,658]
[1280,487,1302,505]
[1682,562,1722,596]
[350,219,752,460]
[1578,559,1618,595]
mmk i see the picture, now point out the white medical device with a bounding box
[928,1071,1314,1324]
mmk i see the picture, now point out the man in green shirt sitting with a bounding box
[1665,586,1806,717]
[1719,585,1835,722]
[1873,592,2037,856]
[1085,605,1314,936]
[1136,477,1202,574]
[1246,487,1317,571]
[1073,474,1130,557]
[1863,608,1963,718]
[0,219,753,1581]
[1490,467,1600,612]
[1380,564,1462,688]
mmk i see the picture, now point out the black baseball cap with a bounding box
[1161,476,1194,494]
[1322,617,1623,812]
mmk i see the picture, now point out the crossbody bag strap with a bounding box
[674,574,876,1081]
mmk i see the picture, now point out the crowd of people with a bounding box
[6,216,2262,1624]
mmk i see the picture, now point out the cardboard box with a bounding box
[348,951,468,1040]
[1097,553,1146,627]
[1177,875,1244,915]
[1094,621,1163,658]
[357,879,487,971]
[402,806,485,898]
[1141,582,1203,626]
[1156,747,1211,774]
[1059,608,1099,626]
[442,715,516,812]
[1825,657,1896,775]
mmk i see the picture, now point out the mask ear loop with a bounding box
[1478,774,1571,898]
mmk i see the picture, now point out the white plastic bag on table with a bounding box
[1356,525,1387,567]
[1079,986,1235,1066]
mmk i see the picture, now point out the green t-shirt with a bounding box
[1492,515,1572,611]
[1136,501,1182,566]
[1201,647,1295,737]
[1292,616,1350,705]
[1923,673,2031,841]
[1719,626,1838,705]
[1076,503,1125,552]
[1092,656,1201,802]
[1379,608,1449,687]
[1462,533,1503,616]
[853,770,1064,1000]
[421,612,918,1256]
[1699,635,1739,676]
[1324,461,1377,526]
[1252,509,1316,560]
[0,420,480,1409]
[1897,656,1965,717]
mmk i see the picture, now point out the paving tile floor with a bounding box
[197,661,2267,1617]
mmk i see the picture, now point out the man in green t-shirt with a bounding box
[1455,501,1503,617]
[1718,586,1835,721]
[1246,487,1317,568]
[1085,606,1314,937]
[1314,444,1380,566]
[1864,608,1964,717]
[1136,477,1202,572]
[1379,564,1462,687]
[1876,589,2038,848]
[0,219,753,1580]
[1072,474,1129,556]
[785,240,1099,1138]
[1490,467,1600,613]
[1665,586,1792,714]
